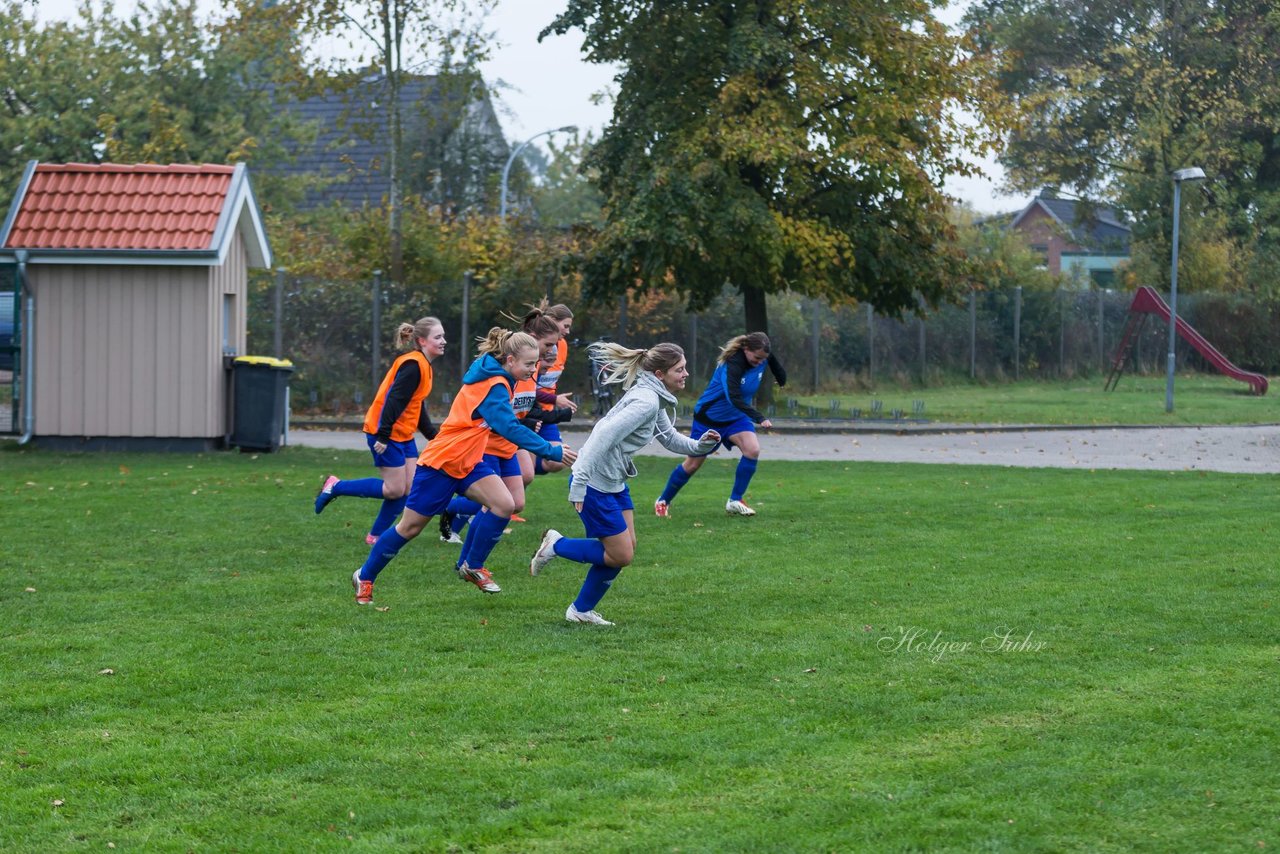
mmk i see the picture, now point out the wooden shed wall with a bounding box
[31,234,250,439]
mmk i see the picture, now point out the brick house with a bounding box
[1008,189,1132,287]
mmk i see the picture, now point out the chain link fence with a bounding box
[246,270,1279,419]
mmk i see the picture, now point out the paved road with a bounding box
[288,423,1280,474]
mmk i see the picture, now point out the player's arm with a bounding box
[654,408,719,456]
[767,352,787,388]
[723,355,766,424]
[522,404,573,428]
[476,387,565,461]
[417,405,437,441]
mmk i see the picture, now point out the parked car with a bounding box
[0,292,14,371]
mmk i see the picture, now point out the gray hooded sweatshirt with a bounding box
[568,371,720,503]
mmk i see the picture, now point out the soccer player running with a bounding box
[437,310,568,543]
[655,331,786,517]
[314,317,445,543]
[529,342,720,626]
[351,328,576,605]
[529,303,577,474]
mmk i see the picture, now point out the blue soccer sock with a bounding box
[369,496,406,538]
[730,457,758,502]
[554,537,606,566]
[533,457,546,475]
[659,463,693,504]
[573,564,622,612]
[460,509,509,569]
[359,528,410,582]
[333,477,386,499]
[457,509,484,567]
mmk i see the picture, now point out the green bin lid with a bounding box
[234,355,294,368]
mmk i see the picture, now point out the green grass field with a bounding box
[786,374,1279,425]
[1,445,1275,851]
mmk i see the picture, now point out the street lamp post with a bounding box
[500,125,578,219]
[1165,166,1206,413]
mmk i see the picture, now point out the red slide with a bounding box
[1129,286,1268,395]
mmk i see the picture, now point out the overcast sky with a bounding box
[37,0,1021,214]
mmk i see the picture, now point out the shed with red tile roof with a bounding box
[0,161,273,450]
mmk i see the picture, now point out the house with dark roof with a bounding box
[0,161,272,449]
[1008,189,1132,287]
[272,75,510,212]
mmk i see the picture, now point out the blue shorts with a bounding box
[690,416,755,455]
[576,484,634,538]
[483,452,522,479]
[405,459,497,517]
[367,434,418,468]
[539,422,563,444]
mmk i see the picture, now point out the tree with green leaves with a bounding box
[0,1,116,192]
[270,0,498,282]
[543,0,1003,333]
[0,0,312,209]
[966,0,1280,295]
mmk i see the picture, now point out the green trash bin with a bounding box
[230,356,294,451]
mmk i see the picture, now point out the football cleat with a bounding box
[456,562,501,594]
[565,604,614,626]
[529,529,563,576]
[365,533,379,546]
[352,569,374,605]
[654,499,670,518]
[314,475,340,514]
[725,499,756,516]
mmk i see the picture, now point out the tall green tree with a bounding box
[967,0,1280,294]
[0,1,116,192]
[543,0,1003,332]
[0,0,312,208]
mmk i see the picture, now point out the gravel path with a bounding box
[288,424,1280,474]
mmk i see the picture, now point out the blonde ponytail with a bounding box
[590,342,686,391]
[475,327,538,361]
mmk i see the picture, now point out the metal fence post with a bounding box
[918,314,926,380]
[1058,287,1066,377]
[273,267,285,359]
[461,270,472,376]
[811,298,821,392]
[371,269,382,389]
[1097,288,1105,373]
[866,302,874,383]
[969,289,977,379]
[1013,285,1022,380]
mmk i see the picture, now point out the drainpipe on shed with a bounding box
[15,250,33,445]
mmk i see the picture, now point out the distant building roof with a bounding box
[272,75,509,211]
[1010,188,1131,252]
[0,161,270,267]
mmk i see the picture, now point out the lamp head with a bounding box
[1172,167,1206,183]
[557,125,579,134]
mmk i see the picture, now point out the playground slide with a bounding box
[1129,286,1268,395]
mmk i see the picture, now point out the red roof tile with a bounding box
[4,163,236,251]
